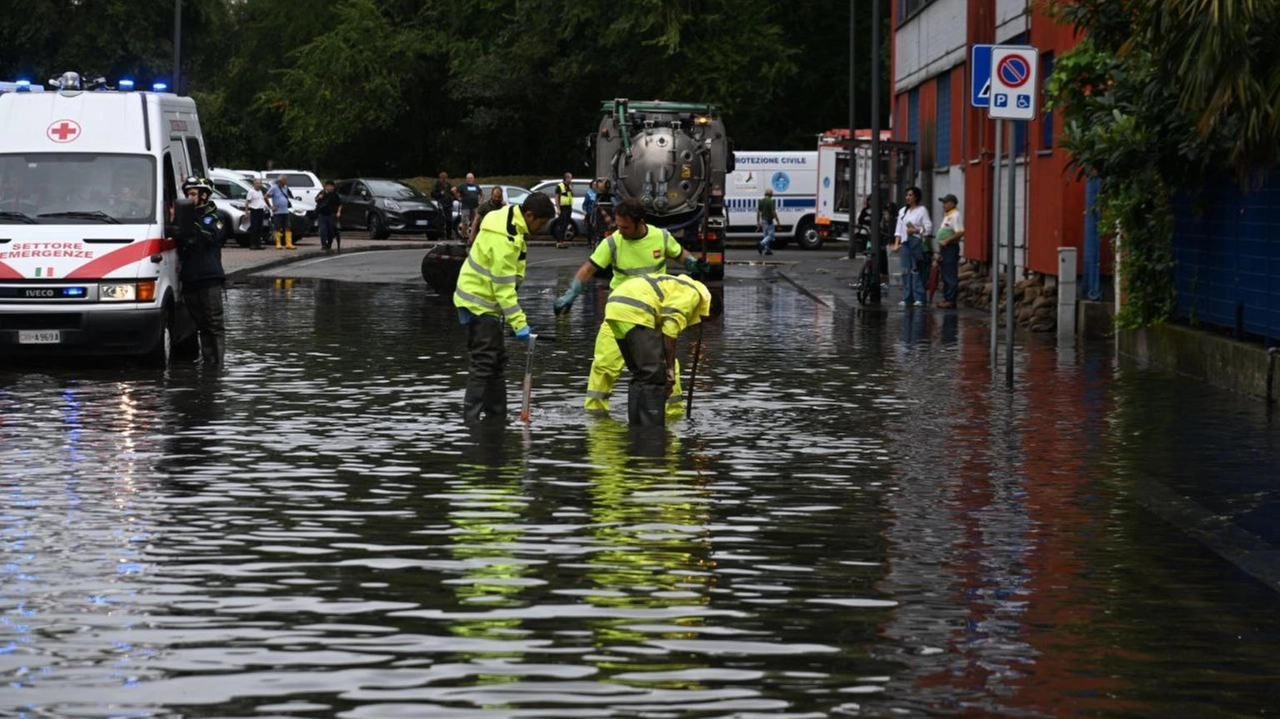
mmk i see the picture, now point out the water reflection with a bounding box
[3,274,1280,716]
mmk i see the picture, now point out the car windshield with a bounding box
[367,180,425,199]
[0,153,156,224]
[504,187,531,204]
[269,173,316,189]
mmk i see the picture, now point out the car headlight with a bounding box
[380,198,402,211]
[100,281,156,302]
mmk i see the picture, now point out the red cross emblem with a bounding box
[48,120,81,143]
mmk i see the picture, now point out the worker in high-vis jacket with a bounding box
[454,192,555,423]
[552,198,708,415]
[604,274,713,426]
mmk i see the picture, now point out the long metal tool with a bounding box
[520,334,537,423]
[685,322,704,415]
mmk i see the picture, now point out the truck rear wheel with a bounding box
[795,219,822,250]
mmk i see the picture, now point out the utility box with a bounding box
[1058,247,1078,339]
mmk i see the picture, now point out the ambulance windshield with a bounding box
[0,153,156,224]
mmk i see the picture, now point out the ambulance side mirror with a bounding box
[168,198,196,240]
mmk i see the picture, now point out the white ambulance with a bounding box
[725,151,819,249]
[0,73,207,365]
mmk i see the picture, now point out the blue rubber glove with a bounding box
[683,256,710,274]
[553,278,585,315]
[514,326,532,343]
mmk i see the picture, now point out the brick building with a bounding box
[891,0,1104,282]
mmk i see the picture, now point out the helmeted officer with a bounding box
[453,192,556,423]
[178,176,227,366]
[603,274,712,426]
[553,197,707,415]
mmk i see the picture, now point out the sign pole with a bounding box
[1005,119,1016,387]
[990,120,1002,368]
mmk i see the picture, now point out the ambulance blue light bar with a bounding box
[151,82,168,92]
[118,79,135,91]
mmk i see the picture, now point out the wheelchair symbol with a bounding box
[1016,95,1032,109]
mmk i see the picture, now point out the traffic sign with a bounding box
[971,44,994,107]
[989,46,1038,120]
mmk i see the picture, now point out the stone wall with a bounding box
[956,261,1057,333]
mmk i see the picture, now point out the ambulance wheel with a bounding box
[142,305,176,367]
[795,219,822,250]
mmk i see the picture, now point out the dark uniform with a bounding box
[179,177,228,366]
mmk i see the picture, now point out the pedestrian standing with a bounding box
[468,186,506,244]
[315,180,342,253]
[583,180,599,241]
[432,171,455,241]
[266,175,296,250]
[453,193,556,423]
[457,173,482,240]
[245,178,269,250]
[756,188,778,255]
[555,172,574,248]
[935,193,965,309]
[178,177,227,366]
[604,274,712,426]
[553,198,707,416]
[891,186,931,307]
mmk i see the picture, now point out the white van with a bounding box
[0,73,208,364]
[725,151,819,249]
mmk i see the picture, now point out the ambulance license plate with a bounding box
[18,330,61,344]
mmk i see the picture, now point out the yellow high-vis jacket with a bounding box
[604,274,712,339]
[453,205,529,331]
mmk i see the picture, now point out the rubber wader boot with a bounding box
[275,229,283,249]
[463,380,487,424]
[628,384,667,427]
[483,378,507,422]
[285,228,296,250]
[200,333,218,366]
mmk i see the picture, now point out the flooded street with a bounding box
[3,253,1280,717]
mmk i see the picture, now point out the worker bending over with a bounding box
[604,274,712,426]
[553,197,707,414]
[453,192,555,423]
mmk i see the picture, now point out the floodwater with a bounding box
[3,265,1280,718]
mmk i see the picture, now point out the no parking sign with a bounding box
[989,46,1038,121]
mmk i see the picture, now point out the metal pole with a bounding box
[1005,119,1017,386]
[869,0,882,304]
[848,0,858,260]
[173,0,182,93]
[990,120,1002,367]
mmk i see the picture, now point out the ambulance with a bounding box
[725,151,819,249]
[0,72,207,365]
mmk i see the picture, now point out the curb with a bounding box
[225,242,435,281]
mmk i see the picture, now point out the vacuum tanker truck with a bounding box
[592,98,732,280]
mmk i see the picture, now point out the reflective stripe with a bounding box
[586,389,612,399]
[666,393,683,404]
[642,275,665,302]
[467,256,517,284]
[617,262,665,277]
[662,228,672,257]
[502,304,521,317]
[454,288,500,312]
[606,235,618,266]
[608,295,654,313]
[661,306,681,314]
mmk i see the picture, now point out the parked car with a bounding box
[207,170,259,246]
[452,184,531,235]
[529,179,593,241]
[217,169,316,238]
[336,178,447,240]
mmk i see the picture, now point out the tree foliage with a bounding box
[1047,0,1278,328]
[0,0,892,177]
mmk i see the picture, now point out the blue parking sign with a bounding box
[971,44,994,107]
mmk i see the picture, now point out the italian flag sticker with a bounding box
[34,267,54,278]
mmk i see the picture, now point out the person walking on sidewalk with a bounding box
[935,194,965,309]
[453,192,555,424]
[604,274,712,427]
[266,175,296,250]
[315,180,342,253]
[553,198,707,416]
[245,178,269,250]
[891,186,931,307]
[756,188,778,256]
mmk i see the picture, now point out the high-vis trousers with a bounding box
[585,321,683,417]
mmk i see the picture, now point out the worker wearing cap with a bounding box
[553,197,707,415]
[935,193,965,309]
[603,274,712,426]
[454,192,555,423]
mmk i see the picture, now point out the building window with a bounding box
[899,0,930,22]
[936,71,951,168]
[1041,52,1055,150]
[908,87,920,168]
